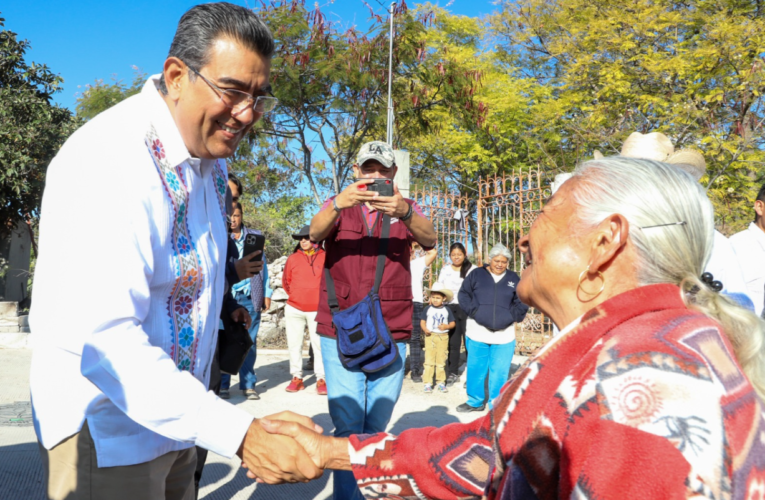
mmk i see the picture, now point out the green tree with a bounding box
[255,0,480,203]
[0,16,78,237]
[74,69,145,120]
[490,0,765,233]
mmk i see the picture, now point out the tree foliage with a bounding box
[0,16,78,237]
[255,0,480,203]
[75,69,145,121]
[489,0,765,233]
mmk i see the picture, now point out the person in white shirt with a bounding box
[436,242,474,386]
[408,243,437,383]
[730,185,765,316]
[29,4,319,499]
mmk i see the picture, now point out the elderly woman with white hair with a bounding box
[261,157,765,499]
[454,243,529,413]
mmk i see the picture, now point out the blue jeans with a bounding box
[321,336,406,500]
[465,337,515,409]
[221,294,261,391]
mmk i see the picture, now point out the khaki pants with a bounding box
[423,333,449,385]
[284,304,324,379]
[39,422,196,500]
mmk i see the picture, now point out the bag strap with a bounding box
[325,211,391,314]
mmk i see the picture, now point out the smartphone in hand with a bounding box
[242,233,266,273]
[366,179,394,197]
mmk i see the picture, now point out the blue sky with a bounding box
[4,0,498,112]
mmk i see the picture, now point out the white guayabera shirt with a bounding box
[29,76,253,467]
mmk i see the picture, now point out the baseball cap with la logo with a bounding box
[356,141,396,168]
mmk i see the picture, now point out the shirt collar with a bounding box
[143,74,215,176]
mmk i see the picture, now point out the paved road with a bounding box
[0,348,480,500]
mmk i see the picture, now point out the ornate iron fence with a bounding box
[413,169,555,356]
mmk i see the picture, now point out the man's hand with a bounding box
[335,179,379,210]
[231,307,252,330]
[368,182,409,218]
[260,418,352,472]
[423,329,431,337]
[438,323,451,331]
[263,297,271,312]
[237,417,322,484]
[235,251,263,281]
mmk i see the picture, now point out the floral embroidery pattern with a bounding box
[174,295,193,315]
[212,161,228,227]
[151,139,165,159]
[165,171,180,191]
[177,235,191,255]
[179,327,194,348]
[146,125,203,373]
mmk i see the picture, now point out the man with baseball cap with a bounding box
[310,140,436,500]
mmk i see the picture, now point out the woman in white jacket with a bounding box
[436,242,474,386]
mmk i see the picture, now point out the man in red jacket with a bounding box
[282,225,327,394]
[309,140,436,500]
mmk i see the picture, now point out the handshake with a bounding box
[236,411,349,484]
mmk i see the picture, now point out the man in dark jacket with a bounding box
[457,243,529,412]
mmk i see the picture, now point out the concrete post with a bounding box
[393,150,410,199]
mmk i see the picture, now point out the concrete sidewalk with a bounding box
[0,348,481,499]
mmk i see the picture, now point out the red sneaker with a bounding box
[286,377,304,393]
[316,379,328,396]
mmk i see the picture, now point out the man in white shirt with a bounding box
[730,185,765,316]
[30,4,319,499]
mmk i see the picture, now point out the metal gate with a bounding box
[413,168,554,356]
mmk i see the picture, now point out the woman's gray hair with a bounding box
[570,156,765,400]
[159,2,275,94]
[488,243,512,261]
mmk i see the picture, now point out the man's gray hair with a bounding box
[159,2,274,95]
[488,243,513,261]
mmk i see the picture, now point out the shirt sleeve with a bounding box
[349,414,492,499]
[420,305,430,321]
[282,255,293,296]
[77,180,253,459]
[446,307,456,323]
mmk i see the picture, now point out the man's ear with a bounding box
[351,164,360,178]
[587,213,630,273]
[755,200,765,219]
[162,57,186,101]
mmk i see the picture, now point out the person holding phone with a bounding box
[309,140,437,500]
[220,202,272,400]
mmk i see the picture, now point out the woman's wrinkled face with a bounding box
[489,255,509,274]
[450,248,465,267]
[517,180,588,313]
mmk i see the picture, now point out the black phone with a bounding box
[242,233,266,270]
[366,178,394,197]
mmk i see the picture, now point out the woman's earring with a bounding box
[578,266,606,298]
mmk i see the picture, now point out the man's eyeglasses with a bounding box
[187,66,278,115]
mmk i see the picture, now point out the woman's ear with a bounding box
[588,213,630,273]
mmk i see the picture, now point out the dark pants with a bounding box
[194,335,222,499]
[447,303,468,376]
[409,301,424,376]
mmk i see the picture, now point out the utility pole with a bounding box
[385,2,395,145]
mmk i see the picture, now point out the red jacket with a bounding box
[283,248,325,312]
[317,203,414,341]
